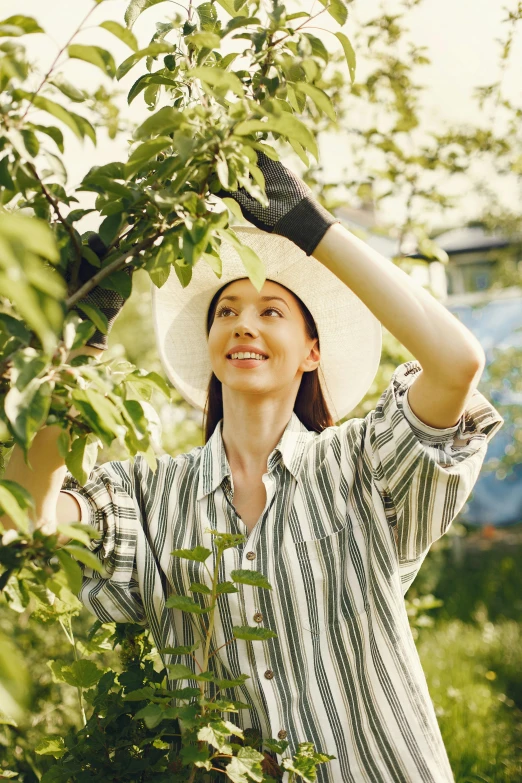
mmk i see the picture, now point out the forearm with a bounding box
[0,345,103,534]
[1,426,70,534]
[313,223,485,385]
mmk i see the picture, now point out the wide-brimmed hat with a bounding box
[151,226,382,423]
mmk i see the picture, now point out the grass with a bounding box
[418,620,522,782]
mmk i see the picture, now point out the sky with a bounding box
[4,0,521,233]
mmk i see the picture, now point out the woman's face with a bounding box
[208,278,320,403]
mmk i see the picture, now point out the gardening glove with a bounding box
[213,150,340,256]
[69,233,132,350]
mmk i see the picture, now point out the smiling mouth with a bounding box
[226,352,268,361]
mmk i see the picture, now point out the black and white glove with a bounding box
[70,233,131,350]
[213,150,340,256]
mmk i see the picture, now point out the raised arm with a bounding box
[312,222,485,429]
[0,346,104,543]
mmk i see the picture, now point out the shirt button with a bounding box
[246,551,256,560]
[264,669,274,680]
[253,612,263,623]
[277,729,287,739]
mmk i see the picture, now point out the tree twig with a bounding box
[26,162,83,262]
[20,3,100,122]
[65,231,164,308]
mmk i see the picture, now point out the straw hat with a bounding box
[151,226,382,423]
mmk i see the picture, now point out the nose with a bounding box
[234,312,259,338]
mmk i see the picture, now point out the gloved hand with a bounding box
[70,233,132,350]
[213,150,340,256]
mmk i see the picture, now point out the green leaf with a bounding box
[63,659,104,689]
[294,81,337,122]
[0,15,43,36]
[186,66,244,97]
[132,702,164,729]
[215,580,239,595]
[65,435,98,486]
[70,320,96,351]
[197,721,235,754]
[215,227,266,292]
[68,44,116,79]
[33,124,64,153]
[335,31,356,83]
[34,735,66,759]
[282,741,336,781]
[125,136,172,176]
[71,389,125,445]
[186,31,221,49]
[0,313,31,344]
[56,522,98,546]
[99,269,132,299]
[56,549,83,594]
[225,745,265,782]
[0,481,32,533]
[190,582,212,594]
[232,625,278,641]
[127,72,178,104]
[20,129,39,157]
[230,569,272,590]
[133,105,184,139]
[167,663,194,679]
[303,32,329,63]
[49,75,86,102]
[0,213,59,262]
[124,0,170,29]
[126,369,171,400]
[165,594,211,614]
[171,545,212,562]
[63,544,103,573]
[99,20,138,51]
[4,379,52,449]
[29,95,83,139]
[75,301,108,335]
[321,0,348,26]
[215,0,248,16]
[123,686,157,700]
[233,114,318,161]
[98,211,125,246]
[116,42,173,80]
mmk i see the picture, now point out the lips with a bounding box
[226,345,269,359]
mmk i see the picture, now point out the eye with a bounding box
[215,305,235,317]
[216,305,283,318]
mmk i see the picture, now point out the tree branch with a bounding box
[65,231,164,309]
[19,3,100,122]
[26,162,83,262]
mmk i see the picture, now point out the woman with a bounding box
[60,152,504,782]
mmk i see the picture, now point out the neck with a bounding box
[220,390,296,477]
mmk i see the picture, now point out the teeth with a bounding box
[229,352,267,360]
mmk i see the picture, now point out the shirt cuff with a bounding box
[60,489,90,524]
[402,385,462,443]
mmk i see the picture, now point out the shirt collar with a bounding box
[196,411,311,500]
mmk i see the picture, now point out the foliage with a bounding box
[418,619,522,783]
[0,0,521,779]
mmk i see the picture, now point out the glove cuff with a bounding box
[85,329,109,350]
[272,195,340,256]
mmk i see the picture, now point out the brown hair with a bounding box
[203,279,334,442]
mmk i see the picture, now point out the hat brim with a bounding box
[151,226,382,422]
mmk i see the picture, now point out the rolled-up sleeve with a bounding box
[369,360,504,593]
[61,460,148,625]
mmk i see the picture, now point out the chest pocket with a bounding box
[292,520,368,634]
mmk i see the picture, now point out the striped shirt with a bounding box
[62,360,504,783]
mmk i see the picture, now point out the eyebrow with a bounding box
[217,295,291,311]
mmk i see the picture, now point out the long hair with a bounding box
[204,279,334,442]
